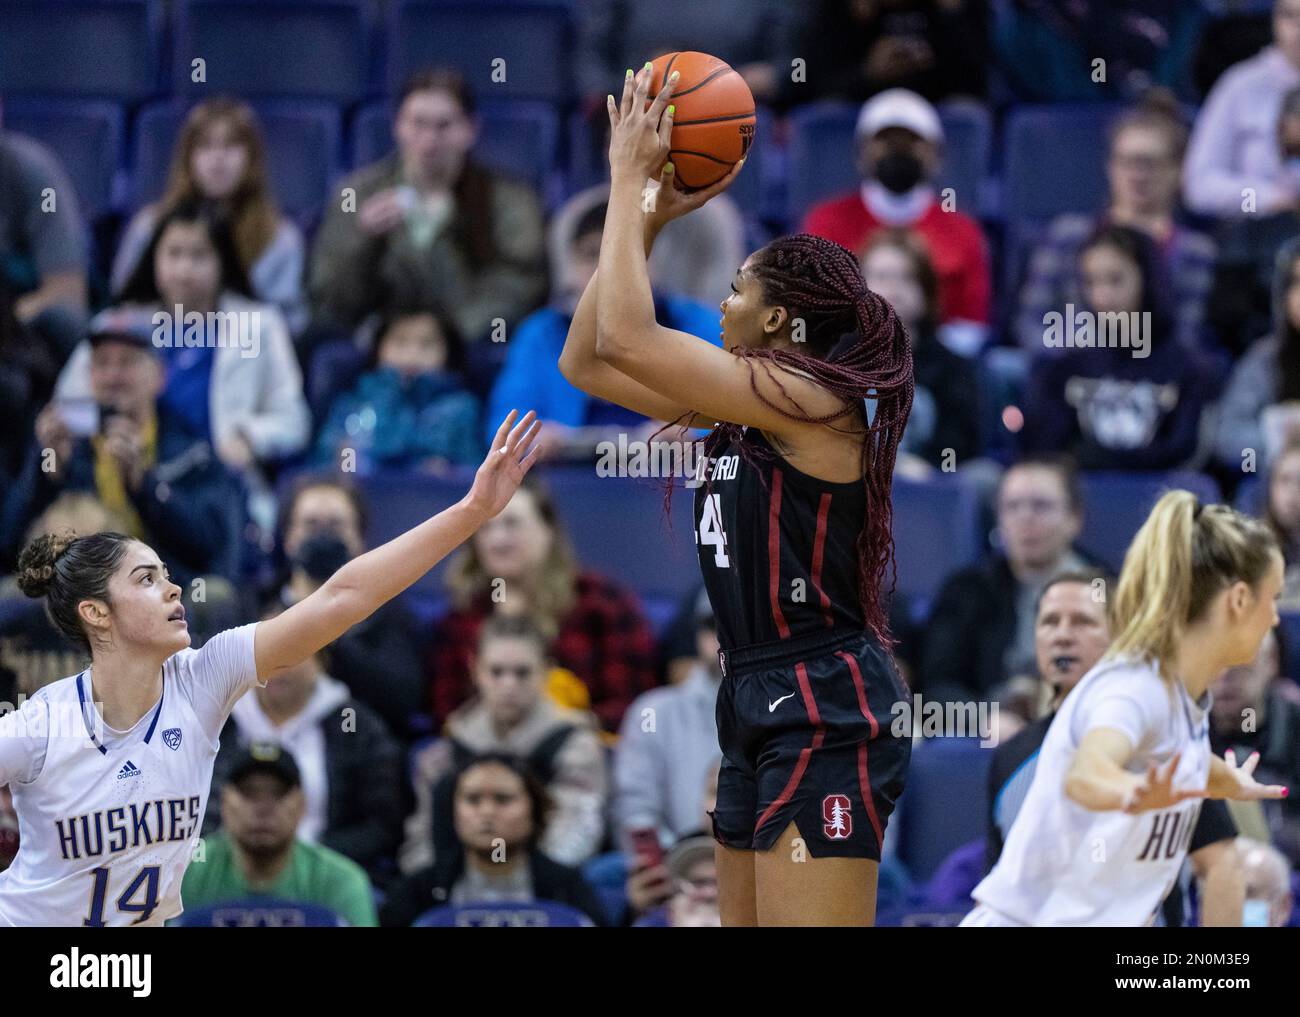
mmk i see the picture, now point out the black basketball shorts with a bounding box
[710,627,912,860]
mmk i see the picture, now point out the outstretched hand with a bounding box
[463,410,542,520]
[1218,749,1289,802]
[1120,752,1206,814]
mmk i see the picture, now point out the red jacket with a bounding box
[802,192,991,325]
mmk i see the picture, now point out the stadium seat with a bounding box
[1000,104,1124,298]
[784,100,993,227]
[542,466,701,605]
[1076,471,1222,572]
[1278,611,1300,683]
[173,0,374,104]
[1002,105,1121,225]
[413,899,595,926]
[386,1,575,104]
[176,898,348,927]
[0,0,161,102]
[1,99,125,221]
[890,472,983,604]
[350,99,561,197]
[893,738,994,882]
[131,101,342,226]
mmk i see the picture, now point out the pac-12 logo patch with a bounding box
[162,728,182,751]
[823,794,852,840]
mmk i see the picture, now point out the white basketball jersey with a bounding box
[970,655,1210,926]
[0,624,261,927]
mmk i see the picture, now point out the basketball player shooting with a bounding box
[560,63,914,926]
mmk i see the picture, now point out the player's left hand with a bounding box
[462,410,542,521]
[607,62,676,184]
[1220,749,1289,801]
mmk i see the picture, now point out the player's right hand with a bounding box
[644,157,744,235]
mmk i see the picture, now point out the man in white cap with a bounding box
[802,87,990,356]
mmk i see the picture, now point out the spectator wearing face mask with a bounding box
[274,478,428,741]
[1235,837,1295,926]
[802,88,991,356]
[312,308,481,472]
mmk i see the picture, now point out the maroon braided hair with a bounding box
[705,233,914,649]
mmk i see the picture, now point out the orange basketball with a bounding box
[648,51,755,191]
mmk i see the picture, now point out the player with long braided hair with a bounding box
[560,65,914,926]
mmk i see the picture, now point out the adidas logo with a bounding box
[117,760,141,781]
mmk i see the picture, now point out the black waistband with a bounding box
[718,627,868,678]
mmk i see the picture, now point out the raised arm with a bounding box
[253,411,540,681]
[589,65,848,435]
[557,209,712,429]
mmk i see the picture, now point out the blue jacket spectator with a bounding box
[314,309,481,472]
[487,199,718,454]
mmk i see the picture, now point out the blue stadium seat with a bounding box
[176,898,348,927]
[893,738,994,882]
[1077,471,1222,572]
[413,900,595,926]
[785,101,866,227]
[1001,104,1123,296]
[350,99,560,196]
[131,101,342,226]
[386,1,574,103]
[1002,105,1121,225]
[2,100,125,220]
[785,100,994,228]
[542,467,700,604]
[891,473,982,605]
[173,0,373,103]
[0,1,161,102]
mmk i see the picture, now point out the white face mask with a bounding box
[1242,898,1271,927]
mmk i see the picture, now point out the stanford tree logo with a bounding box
[822,794,852,840]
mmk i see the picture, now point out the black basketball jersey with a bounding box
[693,426,868,650]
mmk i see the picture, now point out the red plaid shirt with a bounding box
[427,571,657,732]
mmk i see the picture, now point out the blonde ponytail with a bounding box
[1107,490,1280,681]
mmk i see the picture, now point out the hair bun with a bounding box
[16,532,75,599]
